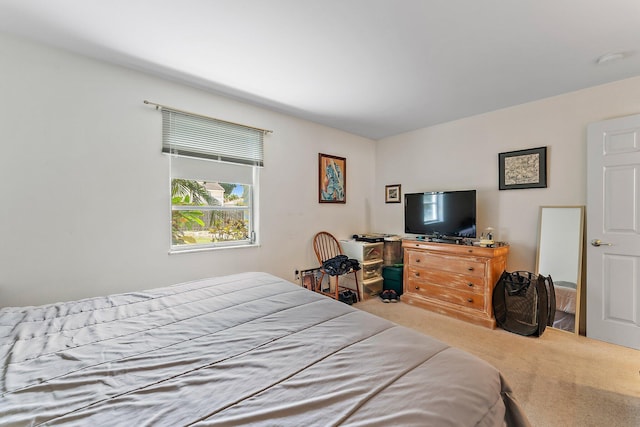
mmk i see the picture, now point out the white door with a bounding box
[586,114,640,350]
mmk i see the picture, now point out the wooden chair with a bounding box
[312,232,360,302]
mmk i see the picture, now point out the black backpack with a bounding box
[493,271,556,336]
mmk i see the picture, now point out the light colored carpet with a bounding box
[354,299,640,427]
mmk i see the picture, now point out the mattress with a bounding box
[1,272,530,426]
[554,281,577,314]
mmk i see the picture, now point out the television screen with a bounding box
[404,190,476,238]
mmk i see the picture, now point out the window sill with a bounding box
[169,243,259,255]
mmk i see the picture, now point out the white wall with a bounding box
[4,31,639,307]
[373,76,640,271]
[0,33,376,306]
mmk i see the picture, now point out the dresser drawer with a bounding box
[409,283,485,311]
[406,250,485,278]
[362,277,383,297]
[362,259,383,280]
[362,243,383,261]
[406,266,485,294]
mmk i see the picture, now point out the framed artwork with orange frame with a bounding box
[319,153,346,203]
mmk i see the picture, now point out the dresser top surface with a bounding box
[402,239,509,257]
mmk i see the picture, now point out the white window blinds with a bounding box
[162,109,265,167]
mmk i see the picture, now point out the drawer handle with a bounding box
[467,283,474,287]
[467,298,473,303]
[467,267,474,271]
[467,249,473,253]
[415,272,420,277]
[416,259,421,263]
[415,286,420,290]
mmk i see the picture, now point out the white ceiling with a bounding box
[1,0,639,139]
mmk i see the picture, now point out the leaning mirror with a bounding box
[535,206,585,334]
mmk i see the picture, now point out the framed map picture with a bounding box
[385,184,401,203]
[499,147,547,190]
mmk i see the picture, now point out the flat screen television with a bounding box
[404,190,477,239]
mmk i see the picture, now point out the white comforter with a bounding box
[1,272,529,426]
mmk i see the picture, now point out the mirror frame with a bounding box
[535,205,585,335]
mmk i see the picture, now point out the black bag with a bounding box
[493,271,556,336]
[322,255,361,276]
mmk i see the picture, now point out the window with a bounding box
[171,178,254,248]
[160,106,267,251]
[422,193,443,224]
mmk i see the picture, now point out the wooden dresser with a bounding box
[402,239,509,328]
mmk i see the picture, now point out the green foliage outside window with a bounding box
[171,194,205,244]
[171,179,250,246]
[209,212,249,242]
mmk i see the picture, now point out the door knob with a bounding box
[591,239,612,247]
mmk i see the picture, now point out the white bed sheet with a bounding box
[1,272,530,426]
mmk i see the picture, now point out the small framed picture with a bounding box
[319,153,346,203]
[385,184,401,203]
[499,146,547,190]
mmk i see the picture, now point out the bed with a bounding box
[1,272,530,426]
[552,281,577,332]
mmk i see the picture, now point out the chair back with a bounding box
[313,232,344,264]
